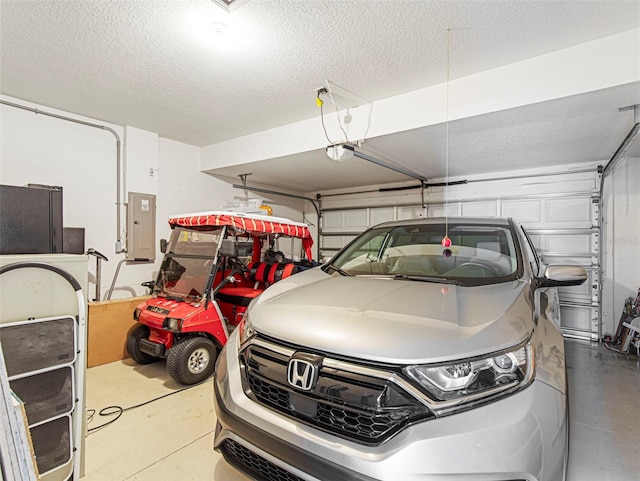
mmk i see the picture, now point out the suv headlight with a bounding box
[404,340,534,414]
[238,313,256,346]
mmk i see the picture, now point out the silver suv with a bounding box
[213,217,587,481]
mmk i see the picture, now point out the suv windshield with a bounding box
[157,227,223,299]
[329,222,519,286]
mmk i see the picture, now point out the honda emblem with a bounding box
[287,358,317,391]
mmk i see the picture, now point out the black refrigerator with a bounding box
[0,184,64,255]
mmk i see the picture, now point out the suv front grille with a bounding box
[221,439,303,481]
[240,339,432,445]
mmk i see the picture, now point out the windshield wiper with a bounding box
[393,274,459,285]
[324,264,350,277]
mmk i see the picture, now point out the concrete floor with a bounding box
[82,340,639,481]
[83,360,248,481]
[564,340,639,481]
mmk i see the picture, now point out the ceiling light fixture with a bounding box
[211,0,250,13]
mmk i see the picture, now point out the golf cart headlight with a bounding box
[133,308,141,321]
[162,317,183,332]
[404,341,534,405]
[238,314,256,346]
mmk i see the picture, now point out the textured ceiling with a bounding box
[1,0,639,148]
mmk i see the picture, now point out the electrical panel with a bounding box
[126,192,156,261]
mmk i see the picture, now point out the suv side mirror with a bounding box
[219,239,236,257]
[537,265,588,288]
[160,238,168,254]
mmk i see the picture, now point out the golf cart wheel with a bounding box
[167,336,217,385]
[126,324,158,365]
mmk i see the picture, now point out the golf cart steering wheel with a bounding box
[228,257,249,276]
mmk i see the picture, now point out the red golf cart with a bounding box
[126,211,314,384]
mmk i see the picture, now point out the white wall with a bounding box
[602,156,640,336]
[158,137,220,238]
[0,98,123,298]
[0,97,244,300]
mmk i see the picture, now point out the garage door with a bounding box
[319,166,601,340]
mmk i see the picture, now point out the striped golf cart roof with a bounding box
[168,211,314,260]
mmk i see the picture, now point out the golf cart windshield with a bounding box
[157,227,223,300]
[328,222,520,286]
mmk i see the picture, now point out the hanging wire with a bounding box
[325,80,373,140]
[326,80,375,141]
[317,80,375,147]
[326,80,350,142]
[445,28,451,239]
[317,91,334,144]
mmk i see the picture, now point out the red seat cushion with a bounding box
[268,263,300,283]
[249,262,271,284]
[218,262,300,307]
[216,286,263,307]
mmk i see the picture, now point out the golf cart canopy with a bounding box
[168,211,314,260]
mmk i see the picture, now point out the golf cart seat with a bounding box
[215,286,262,307]
[216,262,300,307]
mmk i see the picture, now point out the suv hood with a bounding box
[249,269,533,364]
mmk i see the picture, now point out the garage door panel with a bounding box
[346,209,368,229]
[427,204,458,218]
[501,200,541,222]
[461,201,497,217]
[323,211,346,231]
[544,234,592,253]
[397,206,425,220]
[323,209,369,233]
[560,307,590,330]
[545,197,592,225]
[370,207,395,225]
[559,306,598,338]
